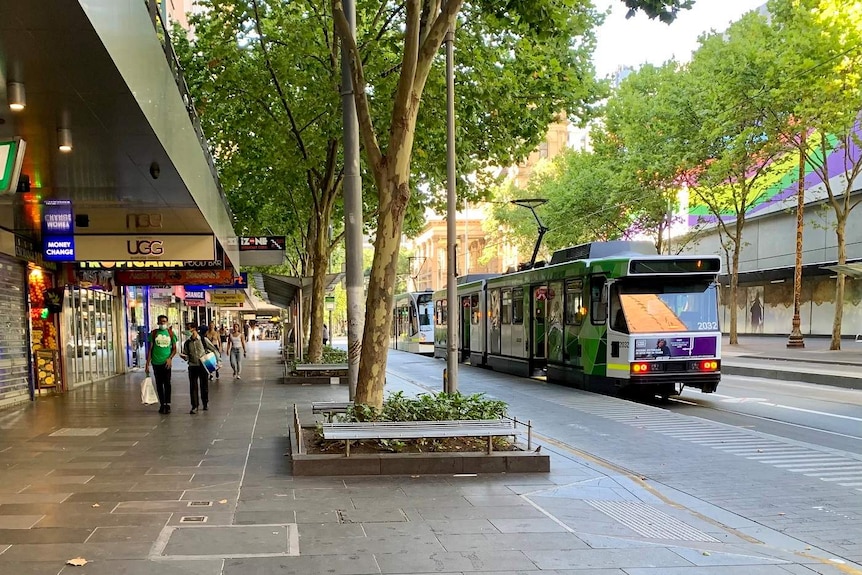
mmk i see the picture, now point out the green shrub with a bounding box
[344,391,508,423]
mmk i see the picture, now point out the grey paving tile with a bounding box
[236,498,353,512]
[339,508,410,523]
[20,482,132,494]
[292,509,340,524]
[488,517,570,533]
[437,532,589,552]
[0,527,93,544]
[0,542,152,562]
[64,491,183,503]
[86,525,164,543]
[670,547,791,567]
[35,512,170,528]
[296,523,365,539]
[234,511,297,525]
[0,494,71,504]
[299,533,444,555]
[57,559,223,575]
[351,495,470,510]
[0,515,43,529]
[223,554,380,575]
[465,495,531,507]
[376,550,537,573]
[162,524,292,556]
[524,548,693,570]
[36,475,94,484]
[415,505,545,521]
[361,522,436,537]
[423,519,500,535]
[0,561,66,575]
[625,567,803,575]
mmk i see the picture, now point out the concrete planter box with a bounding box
[288,425,550,476]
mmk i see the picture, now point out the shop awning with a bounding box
[822,263,862,278]
[254,272,344,309]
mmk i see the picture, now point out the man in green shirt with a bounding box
[145,315,177,414]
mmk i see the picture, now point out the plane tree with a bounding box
[679,12,788,343]
[765,0,862,349]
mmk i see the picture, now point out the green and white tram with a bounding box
[391,291,435,354]
[433,241,722,399]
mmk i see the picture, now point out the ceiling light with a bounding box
[58,128,73,152]
[8,82,25,111]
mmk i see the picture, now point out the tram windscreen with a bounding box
[417,294,433,328]
[613,280,719,333]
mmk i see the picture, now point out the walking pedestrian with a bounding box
[205,323,222,379]
[145,315,177,414]
[180,323,218,414]
[227,323,246,380]
[322,323,329,346]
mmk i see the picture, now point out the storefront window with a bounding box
[64,286,118,386]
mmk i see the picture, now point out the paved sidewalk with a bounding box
[722,335,862,388]
[0,340,856,574]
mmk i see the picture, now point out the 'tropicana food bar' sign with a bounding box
[115,269,235,286]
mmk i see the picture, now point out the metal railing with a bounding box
[143,0,233,219]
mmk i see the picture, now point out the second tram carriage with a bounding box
[432,241,722,399]
[391,291,435,354]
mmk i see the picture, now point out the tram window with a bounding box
[501,289,512,325]
[471,294,480,324]
[590,277,607,324]
[565,280,584,325]
[512,288,524,324]
[489,289,500,328]
[610,285,629,333]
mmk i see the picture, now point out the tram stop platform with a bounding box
[0,339,856,574]
[722,335,862,389]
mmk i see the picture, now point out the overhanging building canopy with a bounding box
[0,0,238,271]
[254,273,344,309]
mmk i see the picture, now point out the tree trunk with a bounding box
[830,217,847,350]
[307,220,330,363]
[728,220,743,345]
[355,178,410,410]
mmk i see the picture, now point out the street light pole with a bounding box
[787,140,806,348]
[445,23,458,394]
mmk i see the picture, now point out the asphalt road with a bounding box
[667,374,862,455]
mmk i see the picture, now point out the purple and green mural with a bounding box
[686,132,859,226]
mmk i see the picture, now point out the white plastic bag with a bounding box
[141,376,158,405]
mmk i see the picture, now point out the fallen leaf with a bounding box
[778,512,786,516]
[702,551,711,556]
[66,557,88,566]
[91,503,100,508]
[219,499,228,504]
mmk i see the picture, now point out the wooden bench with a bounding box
[320,419,521,456]
[296,363,349,372]
[312,401,353,422]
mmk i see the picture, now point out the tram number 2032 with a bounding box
[697,321,718,330]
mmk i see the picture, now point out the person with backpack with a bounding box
[145,315,177,414]
[179,323,220,414]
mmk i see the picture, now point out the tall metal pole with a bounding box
[341,0,363,398]
[445,24,458,394]
[788,140,806,348]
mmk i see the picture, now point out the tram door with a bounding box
[460,295,472,361]
[532,285,547,365]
